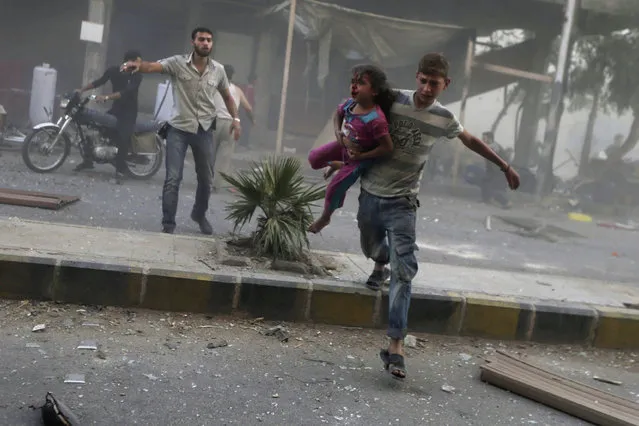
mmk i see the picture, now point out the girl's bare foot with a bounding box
[323,161,344,180]
[323,167,336,180]
[308,215,331,233]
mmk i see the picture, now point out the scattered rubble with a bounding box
[593,376,623,386]
[206,338,229,349]
[441,385,456,394]
[77,340,98,350]
[220,256,251,267]
[264,325,290,342]
[64,374,86,384]
[32,323,46,332]
[460,353,473,362]
[271,259,310,275]
[404,335,417,348]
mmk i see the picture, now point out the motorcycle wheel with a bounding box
[21,126,71,173]
[124,134,164,180]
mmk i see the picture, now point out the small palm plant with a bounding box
[221,156,325,261]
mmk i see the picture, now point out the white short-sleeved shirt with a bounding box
[158,54,229,134]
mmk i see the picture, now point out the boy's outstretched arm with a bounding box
[458,130,520,190]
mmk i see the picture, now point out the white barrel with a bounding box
[153,80,174,122]
[29,63,57,125]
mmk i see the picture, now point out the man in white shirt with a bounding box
[211,64,255,191]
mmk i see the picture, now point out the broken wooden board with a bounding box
[480,351,639,426]
[0,188,80,210]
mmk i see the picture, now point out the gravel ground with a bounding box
[2,300,639,425]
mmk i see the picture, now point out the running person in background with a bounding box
[307,64,395,233]
[211,64,254,192]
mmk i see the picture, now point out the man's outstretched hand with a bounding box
[504,166,520,190]
[120,59,141,73]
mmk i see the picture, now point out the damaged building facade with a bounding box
[0,0,636,180]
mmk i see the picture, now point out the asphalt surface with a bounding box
[3,300,639,425]
[0,147,637,283]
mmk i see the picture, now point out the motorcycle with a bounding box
[21,92,164,179]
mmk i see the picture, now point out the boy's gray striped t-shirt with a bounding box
[360,89,463,198]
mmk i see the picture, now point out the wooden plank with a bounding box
[492,351,639,412]
[481,368,637,426]
[481,352,639,426]
[484,360,639,421]
[473,61,553,83]
[0,188,80,210]
[0,187,79,203]
[0,194,59,209]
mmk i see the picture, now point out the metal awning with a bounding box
[539,0,639,14]
[263,0,472,68]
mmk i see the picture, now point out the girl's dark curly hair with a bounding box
[351,64,395,119]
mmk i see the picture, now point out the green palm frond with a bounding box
[222,156,326,260]
[221,170,264,232]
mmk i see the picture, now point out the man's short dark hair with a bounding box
[191,27,213,40]
[223,64,235,81]
[123,50,141,62]
[418,53,449,78]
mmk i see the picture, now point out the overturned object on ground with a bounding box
[480,351,639,426]
[41,392,82,425]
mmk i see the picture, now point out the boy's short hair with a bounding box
[417,53,449,78]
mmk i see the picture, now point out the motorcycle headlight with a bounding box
[60,98,69,109]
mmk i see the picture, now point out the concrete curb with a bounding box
[2,252,638,348]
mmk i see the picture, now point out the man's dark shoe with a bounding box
[191,212,213,235]
[162,225,175,234]
[114,171,126,184]
[366,267,391,291]
[73,161,94,172]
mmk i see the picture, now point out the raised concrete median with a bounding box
[1,217,639,348]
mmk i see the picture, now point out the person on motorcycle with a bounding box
[74,50,143,181]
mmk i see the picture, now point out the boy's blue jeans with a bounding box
[356,189,418,340]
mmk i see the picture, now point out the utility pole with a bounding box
[275,0,298,154]
[536,0,580,197]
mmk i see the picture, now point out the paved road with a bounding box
[3,300,638,425]
[0,148,637,283]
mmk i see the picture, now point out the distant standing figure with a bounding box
[480,131,511,209]
[211,64,255,191]
[239,72,256,148]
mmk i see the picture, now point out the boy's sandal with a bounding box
[380,349,406,379]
